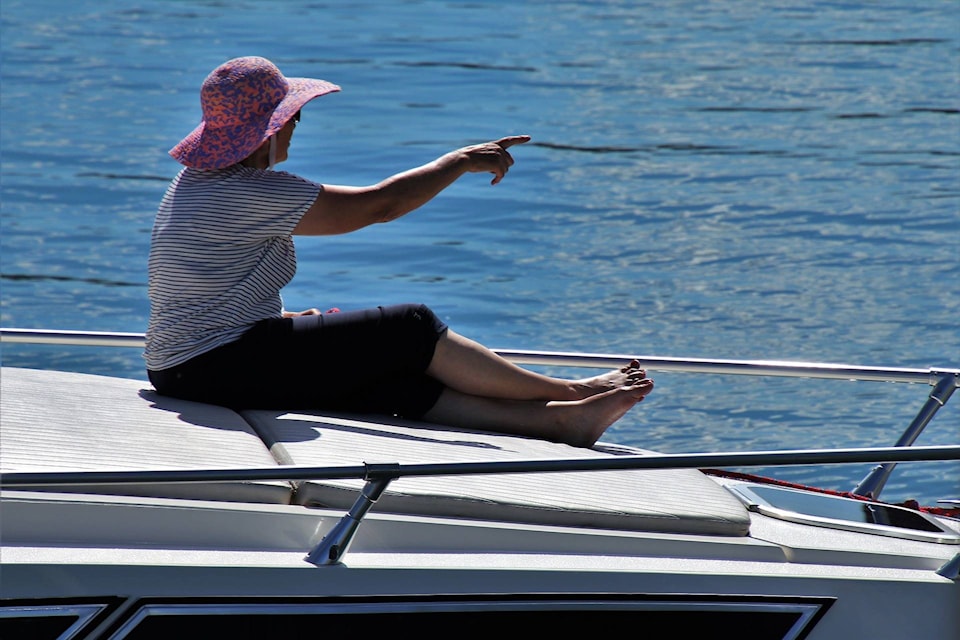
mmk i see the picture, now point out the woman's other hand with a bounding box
[282,308,321,318]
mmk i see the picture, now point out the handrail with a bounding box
[2,445,958,488]
[3,327,956,383]
[502,349,957,385]
[6,444,958,567]
[3,326,957,506]
[0,328,147,349]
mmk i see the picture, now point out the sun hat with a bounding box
[170,56,340,169]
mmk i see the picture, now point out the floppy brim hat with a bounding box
[170,56,340,169]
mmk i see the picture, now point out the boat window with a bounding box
[731,484,960,544]
[104,597,827,640]
[0,603,110,640]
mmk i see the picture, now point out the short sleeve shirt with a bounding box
[145,165,321,370]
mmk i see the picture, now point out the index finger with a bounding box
[496,135,532,149]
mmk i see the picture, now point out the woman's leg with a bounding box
[426,330,649,401]
[422,386,652,448]
[423,330,654,447]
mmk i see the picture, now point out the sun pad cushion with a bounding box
[242,410,751,536]
[1,367,291,504]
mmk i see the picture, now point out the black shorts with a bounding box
[148,303,448,418]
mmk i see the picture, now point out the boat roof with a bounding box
[0,366,750,536]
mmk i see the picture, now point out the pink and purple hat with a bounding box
[170,56,340,169]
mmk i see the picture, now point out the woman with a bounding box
[145,56,653,448]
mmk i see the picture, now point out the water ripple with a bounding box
[1,273,144,288]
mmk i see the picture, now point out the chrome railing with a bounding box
[3,327,958,563]
[0,328,147,349]
[1,327,949,384]
[4,445,959,565]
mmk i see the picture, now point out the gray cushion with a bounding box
[1,367,292,504]
[242,409,751,535]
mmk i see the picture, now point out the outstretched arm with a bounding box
[293,135,530,236]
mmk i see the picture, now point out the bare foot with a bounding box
[551,377,654,447]
[566,360,648,400]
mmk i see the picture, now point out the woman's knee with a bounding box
[379,303,448,370]
[387,303,447,337]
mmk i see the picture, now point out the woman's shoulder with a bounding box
[164,166,320,229]
[178,165,319,191]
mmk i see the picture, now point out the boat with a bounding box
[1,327,958,640]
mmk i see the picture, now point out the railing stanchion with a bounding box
[305,463,399,566]
[854,372,959,499]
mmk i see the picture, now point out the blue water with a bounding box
[2,0,957,505]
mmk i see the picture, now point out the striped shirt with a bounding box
[145,165,321,371]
